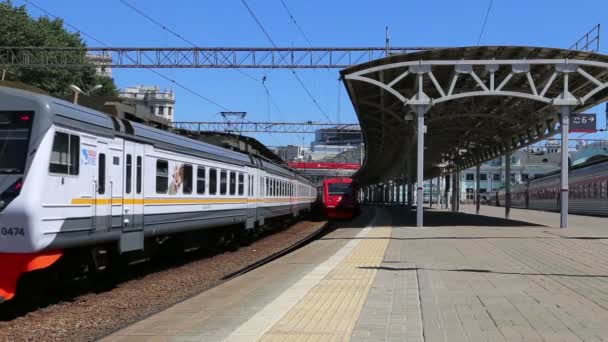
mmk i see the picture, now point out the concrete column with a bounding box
[475,165,481,215]
[416,108,425,227]
[451,172,457,212]
[560,106,570,228]
[505,153,511,220]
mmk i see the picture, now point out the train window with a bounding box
[49,132,80,175]
[220,170,227,195]
[238,173,244,196]
[602,181,607,199]
[209,168,217,195]
[229,171,236,195]
[98,153,106,194]
[156,160,169,193]
[265,178,269,197]
[183,164,193,194]
[136,156,142,194]
[125,154,132,194]
[197,167,206,194]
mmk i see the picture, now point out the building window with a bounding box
[183,164,193,194]
[49,132,80,175]
[197,167,206,194]
[156,160,168,193]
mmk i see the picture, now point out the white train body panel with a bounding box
[0,86,315,254]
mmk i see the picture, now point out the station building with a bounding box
[119,85,176,123]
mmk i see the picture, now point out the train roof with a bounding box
[530,155,608,182]
[0,85,309,182]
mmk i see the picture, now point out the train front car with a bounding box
[0,87,63,302]
[322,178,359,220]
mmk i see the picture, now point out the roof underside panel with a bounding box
[340,46,608,186]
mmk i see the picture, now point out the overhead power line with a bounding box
[476,0,493,45]
[239,0,333,124]
[279,0,313,47]
[22,0,231,111]
[117,0,294,129]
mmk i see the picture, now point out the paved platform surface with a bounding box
[103,206,608,342]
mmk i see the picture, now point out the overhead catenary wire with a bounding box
[240,0,333,124]
[476,0,493,45]
[118,0,293,138]
[22,0,231,112]
[118,0,257,83]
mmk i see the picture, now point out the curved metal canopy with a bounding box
[341,46,608,186]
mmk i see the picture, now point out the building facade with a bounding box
[118,86,175,123]
[86,52,112,78]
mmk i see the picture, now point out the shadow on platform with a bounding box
[359,266,608,278]
[364,205,545,227]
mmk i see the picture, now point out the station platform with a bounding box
[103,206,608,342]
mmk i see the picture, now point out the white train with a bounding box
[487,158,608,216]
[0,86,315,302]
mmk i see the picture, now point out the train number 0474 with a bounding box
[0,227,25,236]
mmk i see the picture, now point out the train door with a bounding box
[120,140,145,252]
[107,143,124,236]
[245,167,256,229]
[94,141,109,231]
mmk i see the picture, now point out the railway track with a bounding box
[0,217,329,342]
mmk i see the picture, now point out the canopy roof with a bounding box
[341,46,608,185]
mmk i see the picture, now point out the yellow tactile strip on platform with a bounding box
[260,226,392,342]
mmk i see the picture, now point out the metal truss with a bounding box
[345,58,608,168]
[0,46,435,68]
[172,121,359,134]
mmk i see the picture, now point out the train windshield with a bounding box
[328,183,352,196]
[0,111,34,174]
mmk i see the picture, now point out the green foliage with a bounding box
[0,1,117,97]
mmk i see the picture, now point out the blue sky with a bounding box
[18,0,608,147]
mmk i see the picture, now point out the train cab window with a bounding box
[220,170,227,195]
[183,164,193,194]
[209,168,217,195]
[98,153,106,194]
[238,173,244,196]
[49,132,80,175]
[229,171,236,195]
[125,154,132,194]
[156,160,169,193]
[136,156,142,194]
[197,167,206,194]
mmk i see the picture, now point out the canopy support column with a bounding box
[505,152,511,220]
[559,106,571,228]
[476,165,481,215]
[415,106,426,227]
[429,177,434,208]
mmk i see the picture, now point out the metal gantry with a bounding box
[172,121,359,134]
[0,46,437,69]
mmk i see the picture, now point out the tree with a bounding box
[0,1,117,97]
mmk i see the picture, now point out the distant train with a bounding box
[317,178,360,219]
[486,158,608,216]
[0,86,316,302]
